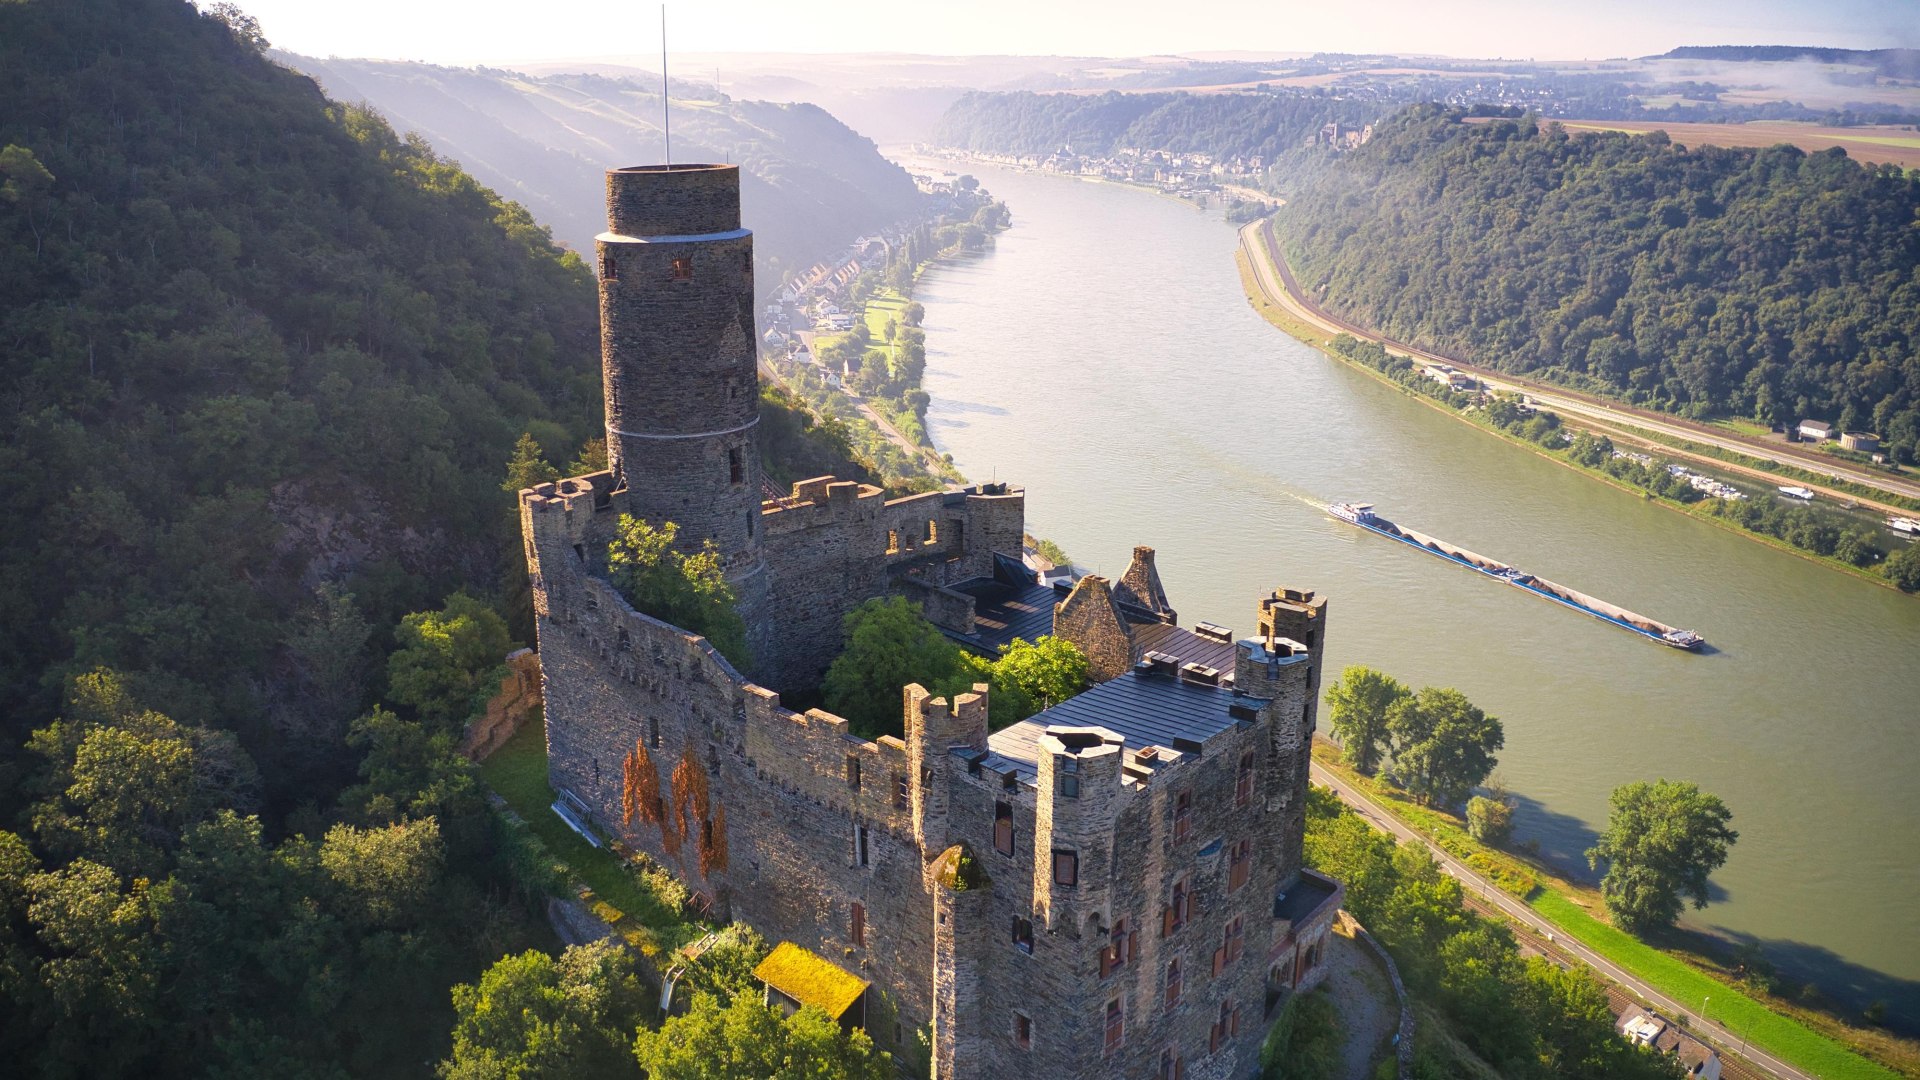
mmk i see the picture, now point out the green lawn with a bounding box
[1529,891,1899,1080]
[1709,416,1774,438]
[479,723,702,950]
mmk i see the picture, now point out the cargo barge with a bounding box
[1328,503,1703,650]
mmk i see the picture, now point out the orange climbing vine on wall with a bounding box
[621,739,662,828]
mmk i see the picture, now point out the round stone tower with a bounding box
[597,164,768,662]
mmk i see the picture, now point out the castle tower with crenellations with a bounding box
[596,164,770,659]
[521,162,1343,1079]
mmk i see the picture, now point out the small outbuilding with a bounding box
[1797,419,1835,441]
[1841,431,1880,453]
[755,941,869,1031]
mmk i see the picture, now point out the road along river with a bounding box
[904,158,1920,1023]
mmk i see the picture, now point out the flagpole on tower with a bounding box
[660,5,671,165]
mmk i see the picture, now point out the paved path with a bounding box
[1321,931,1397,1080]
[1238,219,1920,511]
[1308,757,1815,1080]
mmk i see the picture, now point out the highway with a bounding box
[1309,757,1812,1080]
[1238,218,1920,510]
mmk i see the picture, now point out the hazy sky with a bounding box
[234,0,1911,66]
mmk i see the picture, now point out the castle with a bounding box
[520,163,1343,1078]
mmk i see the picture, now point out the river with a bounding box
[903,159,1920,1022]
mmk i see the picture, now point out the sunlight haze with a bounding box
[233,0,1912,66]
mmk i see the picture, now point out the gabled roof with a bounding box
[755,942,869,1020]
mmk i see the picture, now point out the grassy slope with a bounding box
[479,723,703,951]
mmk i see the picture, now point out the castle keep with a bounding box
[521,164,1342,1079]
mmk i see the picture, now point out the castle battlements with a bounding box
[523,161,1342,1079]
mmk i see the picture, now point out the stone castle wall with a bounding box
[523,161,1337,1080]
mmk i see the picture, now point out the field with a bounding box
[1555,120,1920,169]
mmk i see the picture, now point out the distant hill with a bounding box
[932,90,1381,162]
[285,56,926,280]
[1277,105,1920,457]
[1657,45,1920,78]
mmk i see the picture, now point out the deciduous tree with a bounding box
[1586,780,1737,933]
[1386,686,1503,807]
[1324,665,1409,774]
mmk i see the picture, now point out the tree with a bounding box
[440,942,646,1080]
[387,592,514,730]
[1386,686,1503,807]
[503,432,560,493]
[632,992,893,1080]
[1324,665,1409,774]
[318,818,445,930]
[605,515,751,667]
[1586,780,1737,933]
[1465,795,1515,845]
[986,635,1088,722]
[566,437,609,477]
[0,143,54,258]
[1885,543,1920,592]
[338,707,485,853]
[823,597,970,738]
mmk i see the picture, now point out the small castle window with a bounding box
[893,772,909,811]
[1052,849,1078,888]
[885,530,900,555]
[729,447,744,486]
[1103,998,1124,1054]
[742,251,752,275]
[617,628,631,651]
[1223,916,1245,965]
[855,824,870,868]
[1011,916,1033,954]
[1236,750,1255,808]
[924,518,938,544]
[1164,956,1183,1008]
[1159,1048,1184,1080]
[993,801,1015,858]
[1209,998,1239,1053]
[573,543,587,564]
[1173,789,1193,842]
[670,257,693,282]
[850,901,866,947]
[1228,838,1253,893]
[1163,874,1192,935]
[601,252,618,281]
[1100,917,1135,978]
[649,717,661,749]
[846,755,861,791]
[1057,757,1080,799]
[1013,1011,1032,1050]
[747,508,754,538]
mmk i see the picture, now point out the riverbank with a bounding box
[1234,233,1920,595]
[1310,741,1920,1079]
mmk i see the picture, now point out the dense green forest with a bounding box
[0,1,884,1074]
[289,56,926,281]
[1278,106,1920,460]
[931,90,1381,163]
[0,0,607,784]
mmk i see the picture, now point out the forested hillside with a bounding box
[1278,106,1920,459]
[932,89,1382,162]
[290,56,926,281]
[0,0,611,764]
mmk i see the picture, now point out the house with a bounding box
[1797,419,1835,442]
[1617,1010,1722,1079]
[1841,431,1880,453]
[756,941,869,1031]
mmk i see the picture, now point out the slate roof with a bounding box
[1273,868,1341,928]
[981,665,1265,784]
[944,553,1062,656]
[1133,622,1239,677]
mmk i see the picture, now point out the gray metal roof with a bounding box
[944,555,1061,656]
[1133,623,1239,678]
[983,666,1263,784]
